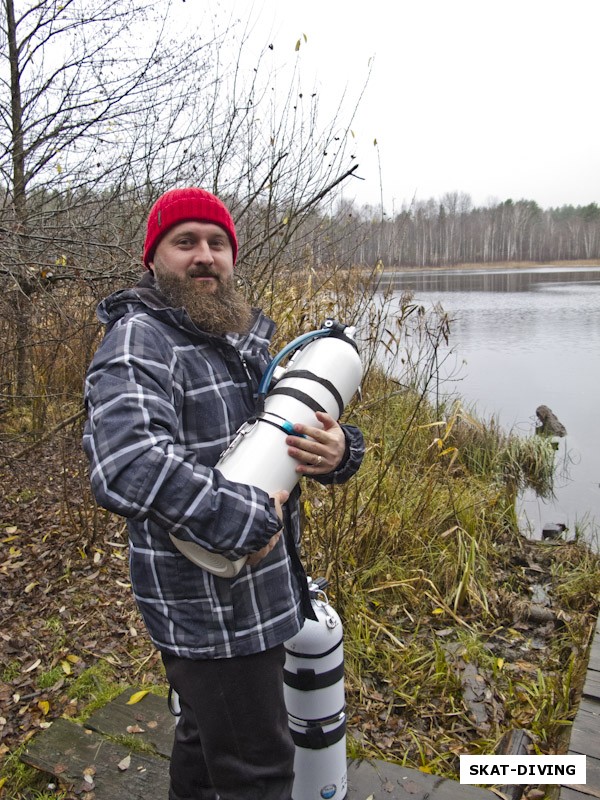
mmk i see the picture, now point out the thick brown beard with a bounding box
[154,268,253,336]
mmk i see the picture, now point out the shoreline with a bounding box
[380,259,600,272]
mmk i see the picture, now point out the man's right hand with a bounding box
[246,489,288,567]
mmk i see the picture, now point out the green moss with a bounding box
[67,662,124,716]
[37,666,64,690]
[1,660,20,682]
[0,747,67,800]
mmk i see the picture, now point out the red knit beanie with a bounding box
[143,188,238,268]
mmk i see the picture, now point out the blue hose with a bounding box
[257,328,332,397]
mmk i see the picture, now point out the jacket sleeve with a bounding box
[315,423,365,486]
[82,315,281,559]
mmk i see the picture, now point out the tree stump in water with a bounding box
[536,405,567,437]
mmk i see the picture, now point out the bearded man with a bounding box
[82,188,364,800]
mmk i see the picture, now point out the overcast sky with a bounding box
[185,0,600,213]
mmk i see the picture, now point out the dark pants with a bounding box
[162,645,295,800]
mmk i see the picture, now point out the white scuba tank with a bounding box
[170,321,362,577]
[167,580,348,800]
[285,578,347,800]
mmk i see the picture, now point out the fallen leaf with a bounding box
[24,659,41,673]
[38,700,50,715]
[403,781,424,794]
[118,754,131,771]
[126,690,149,705]
[126,724,144,734]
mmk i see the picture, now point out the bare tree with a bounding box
[0,0,225,400]
[0,1,366,410]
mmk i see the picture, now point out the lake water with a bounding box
[376,266,600,543]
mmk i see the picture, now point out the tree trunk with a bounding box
[6,0,26,222]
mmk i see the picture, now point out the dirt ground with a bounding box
[0,426,165,763]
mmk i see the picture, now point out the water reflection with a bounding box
[376,266,600,294]
[376,266,600,542]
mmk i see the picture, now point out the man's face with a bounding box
[149,221,234,292]
[149,220,252,336]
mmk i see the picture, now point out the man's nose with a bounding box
[192,241,214,264]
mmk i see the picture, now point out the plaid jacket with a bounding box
[83,281,364,659]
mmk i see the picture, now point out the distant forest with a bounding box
[317,194,600,268]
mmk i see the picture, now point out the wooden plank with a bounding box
[84,688,176,758]
[493,728,532,800]
[346,759,497,800]
[570,710,600,741]
[561,786,600,799]
[561,789,596,800]
[22,717,170,799]
[587,647,600,673]
[578,698,600,717]
[23,720,495,800]
[562,753,600,795]
[569,724,600,760]
[583,672,600,701]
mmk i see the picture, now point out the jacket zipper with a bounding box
[237,352,259,410]
[239,355,253,384]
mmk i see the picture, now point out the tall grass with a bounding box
[267,269,598,773]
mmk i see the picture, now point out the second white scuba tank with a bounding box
[284,578,347,800]
[170,320,362,577]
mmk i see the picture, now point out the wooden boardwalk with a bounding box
[22,635,600,800]
[559,614,600,800]
[21,688,497,800]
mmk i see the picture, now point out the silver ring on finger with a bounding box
[315,455,323,466]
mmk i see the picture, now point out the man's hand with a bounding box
[246,489,288,566]
[285,411,346,475]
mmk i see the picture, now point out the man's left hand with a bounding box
[285,411,346,475]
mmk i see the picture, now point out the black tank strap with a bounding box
[276,370,344,418]
[283,662,344,691]
[267,387,327,415]
[289,717,346,750]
